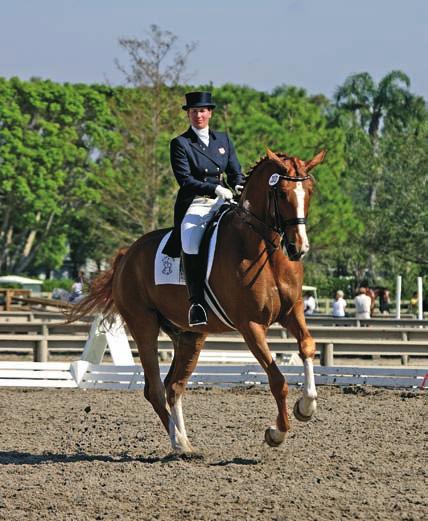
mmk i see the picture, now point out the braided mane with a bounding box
[244,152,315,184]
[245,152,290,179]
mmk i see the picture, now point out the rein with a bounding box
[234,205,282,251]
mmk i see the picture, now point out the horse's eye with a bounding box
[279,192,287,200]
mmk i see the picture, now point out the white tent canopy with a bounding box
[302,285,316,292]
[0,276,43,292]
[0,276,42,285]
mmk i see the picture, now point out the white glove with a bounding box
[215,185,233,200]
[235,184,244,195]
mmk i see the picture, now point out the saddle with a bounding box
[154,204,236,328]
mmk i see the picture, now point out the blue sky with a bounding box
[2,0,427,99]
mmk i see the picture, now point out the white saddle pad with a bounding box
[154,231,186,285]
[154,215,235,329]
[154,227,218,286]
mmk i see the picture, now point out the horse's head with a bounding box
[241,148,325,260]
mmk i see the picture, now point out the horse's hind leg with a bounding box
[280,302,317,421]
[123,309,191,453]
[240,323,290,447]
[164,331,206,452]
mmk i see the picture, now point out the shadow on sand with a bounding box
[0,451,260,466]
[0,450,176,465]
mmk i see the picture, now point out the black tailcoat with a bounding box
[163,127,244,257]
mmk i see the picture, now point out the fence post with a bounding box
[417,277,423,321]
[34,324,48,362]
[320,343,334,366]
[399,331,409,365]
[396,275,402,319]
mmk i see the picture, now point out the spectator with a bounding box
[332,290,347,317]
[303,292,316,315]
[409,292,418,314]
[69,271,86,303]
[379,288,391,314]
[354,287,372,319]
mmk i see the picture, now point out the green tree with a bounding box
[0,77,119,274]
[100,25,196,244]
[332,71,427,286]
[335,70,425,207]
[212,84,355,267]
[370,124,428,269]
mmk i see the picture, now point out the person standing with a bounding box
[379,288,391,314]
[409,292,418,314]
[303,292,316,315]
[354,287,372,319]
[332,290,347,317]
[165,91,244,326]
[69,270,86,303]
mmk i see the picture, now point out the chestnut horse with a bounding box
[72,148,325,453]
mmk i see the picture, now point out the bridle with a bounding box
[268,172,311,233]
[234,172,311,259]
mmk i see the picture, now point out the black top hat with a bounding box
[182,91,216,110]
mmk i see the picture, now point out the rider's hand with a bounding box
[215,185,233,200]
[235,184,244,196]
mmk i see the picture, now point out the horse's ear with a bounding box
[305,150,326,171]
[266,148,282,163]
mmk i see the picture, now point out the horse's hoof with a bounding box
[173,441,195,455]
[172,438,194,455]
[264,427,285,447]
[178,451,204,461]
[293,399,314,422]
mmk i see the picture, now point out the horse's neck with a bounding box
[240,161,277,222]
[238,169,280,250]
[240,181,269,222]
[227,200,283,269]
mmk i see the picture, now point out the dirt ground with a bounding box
[0,386,426,521]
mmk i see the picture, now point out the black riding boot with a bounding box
[181,253,208,326]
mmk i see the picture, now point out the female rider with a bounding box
[166,91,244,326]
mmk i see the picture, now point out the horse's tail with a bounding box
[66,247,128,324]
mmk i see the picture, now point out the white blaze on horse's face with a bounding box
[294,181,310,256]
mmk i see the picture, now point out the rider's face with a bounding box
[187,107,212,129]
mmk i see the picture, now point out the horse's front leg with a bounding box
[164,331,206,454]
[280,300,317,421]
[240,323,291,447]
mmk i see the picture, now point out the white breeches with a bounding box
[181,196,224,255]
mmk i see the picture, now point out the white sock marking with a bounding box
[300,358,317,417]
[169,397,192,453]
[171,396,188,439]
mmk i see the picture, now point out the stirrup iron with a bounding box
[188,302,208,326]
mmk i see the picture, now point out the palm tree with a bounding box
[335,70,423,138]
[334,71,426,284]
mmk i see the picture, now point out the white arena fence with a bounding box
[0,314,426,390]
[0,361,426,390]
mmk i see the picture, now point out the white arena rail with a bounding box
[0,361,77,388]
[0,315,426,390]
[77,363,428,390]
[0,361,426,390]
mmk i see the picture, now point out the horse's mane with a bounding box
[245,153,288,178]
[244,152,314,183]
